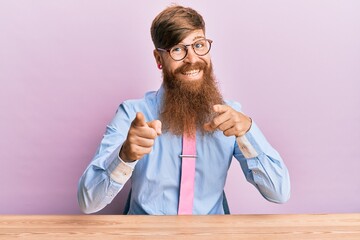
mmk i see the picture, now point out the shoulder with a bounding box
[224,99,242,111]
[116,89,160,121]
[120,89,157,109]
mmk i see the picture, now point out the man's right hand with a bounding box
[120,112,162,162]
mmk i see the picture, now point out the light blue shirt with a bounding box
[77,85,290,214]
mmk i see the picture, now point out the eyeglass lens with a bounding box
[169,39,211,61]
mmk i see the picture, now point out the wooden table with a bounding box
[0,214,359,239]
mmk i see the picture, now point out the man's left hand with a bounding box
[203,104,252,137]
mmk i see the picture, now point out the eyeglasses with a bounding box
[157,38,213,61]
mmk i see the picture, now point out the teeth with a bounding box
[183,69,200,76]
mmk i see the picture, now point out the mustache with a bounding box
[174,61,207,75]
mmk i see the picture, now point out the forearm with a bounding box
[77,166,124,214]
[236,121,291,203]
[77,145,135,213]
[245,153,290,203]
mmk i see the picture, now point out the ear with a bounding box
[153,49,162,66]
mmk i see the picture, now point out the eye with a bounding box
[194,41,205,49]
[171,46,183,53]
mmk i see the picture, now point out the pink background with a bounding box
[1,1,359,214]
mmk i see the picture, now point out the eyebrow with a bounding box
[179,36,205,45]
[193,36,205,41]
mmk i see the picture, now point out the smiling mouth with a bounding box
[182,69,200,76]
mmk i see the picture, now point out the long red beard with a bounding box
[160,61,224,136]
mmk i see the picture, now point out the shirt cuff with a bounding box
[236,121,263,159]
[236,134,259,159]
[109,151,138,184]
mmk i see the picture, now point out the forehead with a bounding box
[179,29,205,44]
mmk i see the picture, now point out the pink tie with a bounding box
[178,133,196,215]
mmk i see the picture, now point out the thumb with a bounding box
[147,120,162,135]
[203,122,215,132]
[132,112,147,127]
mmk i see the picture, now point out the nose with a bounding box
[183,46,198,63]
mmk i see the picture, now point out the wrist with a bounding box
[245,117,252,134]
[119,144,136,163]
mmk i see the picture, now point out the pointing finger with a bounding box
[212,104,230,114]
[132,112,147,127]
[203,105,231,131]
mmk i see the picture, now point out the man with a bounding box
[77,5,290,215]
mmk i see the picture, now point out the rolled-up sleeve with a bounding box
[234,121,291,203]
[77,103,136,214]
